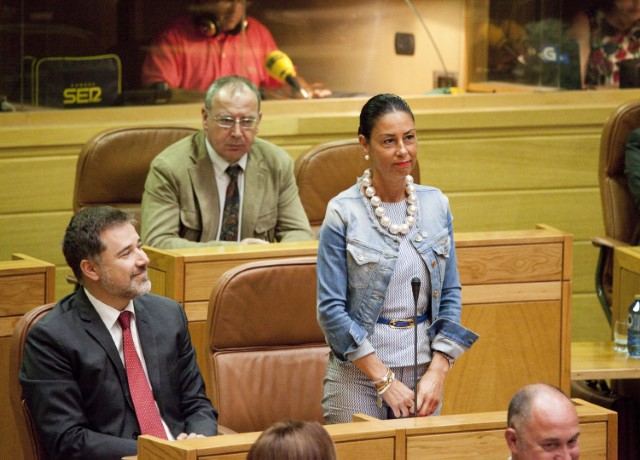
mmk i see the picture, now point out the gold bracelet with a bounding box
[376,371,395,395]
[372,368,392,386]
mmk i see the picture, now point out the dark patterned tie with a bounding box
[118,311,167,439]
[220,164,241,241]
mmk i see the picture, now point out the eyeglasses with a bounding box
[213,115,259,130]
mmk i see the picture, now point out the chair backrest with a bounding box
[72,126,198,227]
[596,102,640,313]
[206,257,328,433]
[599,101,640,245]
[9,303,56,460]
[294,138,421,234]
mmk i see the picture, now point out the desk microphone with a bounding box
[264,50,310,99]
[411,277,421,417]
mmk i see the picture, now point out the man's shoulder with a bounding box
[27,291,86,336]
[151,131,202,167]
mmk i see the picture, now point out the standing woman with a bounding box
[317,94,478,423]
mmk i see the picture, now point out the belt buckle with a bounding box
[389,319,414,329]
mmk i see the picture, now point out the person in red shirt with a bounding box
[141,0,329,100]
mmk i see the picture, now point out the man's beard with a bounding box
[100,265,151,300]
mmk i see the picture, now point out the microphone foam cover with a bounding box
[265,50,297,82]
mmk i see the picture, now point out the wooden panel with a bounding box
[0,274,48,315]
[185,302,208,323]
[573,241,600,295]
[0,316,21,338]
[334,438,395,460]
[0,212,72,264]
[457,242,562,284]
[612,247,640,325]
[0,156,76,213]
[449,189,601,241]
[572,293,610,342]
[184,261,247,302]
[578,422,612,460]
[407,429,507,459]
[617,268,640,323]
[55,267,76,300]
[443,300,562,415]
[137,399,615,460]
[0,255,55,460]
[0,337,23,460]
[423,134,599,192]
[148,268,168,297]
[462,281,561,304]
[408,420,607,460]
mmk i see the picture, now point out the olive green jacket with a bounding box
[141,131,312,248]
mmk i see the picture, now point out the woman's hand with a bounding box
[415,352,450,416]
[380,378,415,418]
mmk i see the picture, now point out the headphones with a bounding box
[195,13,248,37]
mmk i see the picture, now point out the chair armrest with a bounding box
[591,236,630,249]
[217,425,237,435]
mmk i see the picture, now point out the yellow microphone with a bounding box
[487,23,526,66]
[265,50,310,99]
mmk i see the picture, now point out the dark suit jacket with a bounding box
[20,290,217,460]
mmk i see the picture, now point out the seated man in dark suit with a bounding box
[20,206,218,460]
[140,75,313,249]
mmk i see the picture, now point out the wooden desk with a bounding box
[572,341,640,380]
[146,225,572,416]
[145,241,318,392]
[137,399,616,460]
[612,246,640,325]
[0,254,56,460]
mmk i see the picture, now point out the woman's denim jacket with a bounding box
[317,182,478,362]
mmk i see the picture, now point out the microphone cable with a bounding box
[404,0,452,89]
[240,0,247,80]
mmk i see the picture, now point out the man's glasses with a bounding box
[213,115,259,130]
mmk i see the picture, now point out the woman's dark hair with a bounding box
[358,93,415,141]
[246,420,337,460]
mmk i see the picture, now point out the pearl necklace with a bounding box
[361,169,418,235]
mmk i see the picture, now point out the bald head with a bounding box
[505,384,580,460]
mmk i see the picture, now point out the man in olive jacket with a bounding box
[141,75,312,249]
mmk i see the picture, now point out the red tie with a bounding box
[118,311,167,439]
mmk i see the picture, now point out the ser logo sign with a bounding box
[63,82,102,105]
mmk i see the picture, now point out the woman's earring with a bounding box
[364,154,370,161]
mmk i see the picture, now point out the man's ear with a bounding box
[201,107,209,131]
[505,427,519,453]
[80,259,100,282]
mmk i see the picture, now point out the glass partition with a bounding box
[466,0,584,92]
[0,0,601,112]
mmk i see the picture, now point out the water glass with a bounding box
[614,319,628,353]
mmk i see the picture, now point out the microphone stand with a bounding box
[411,277,421,417]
